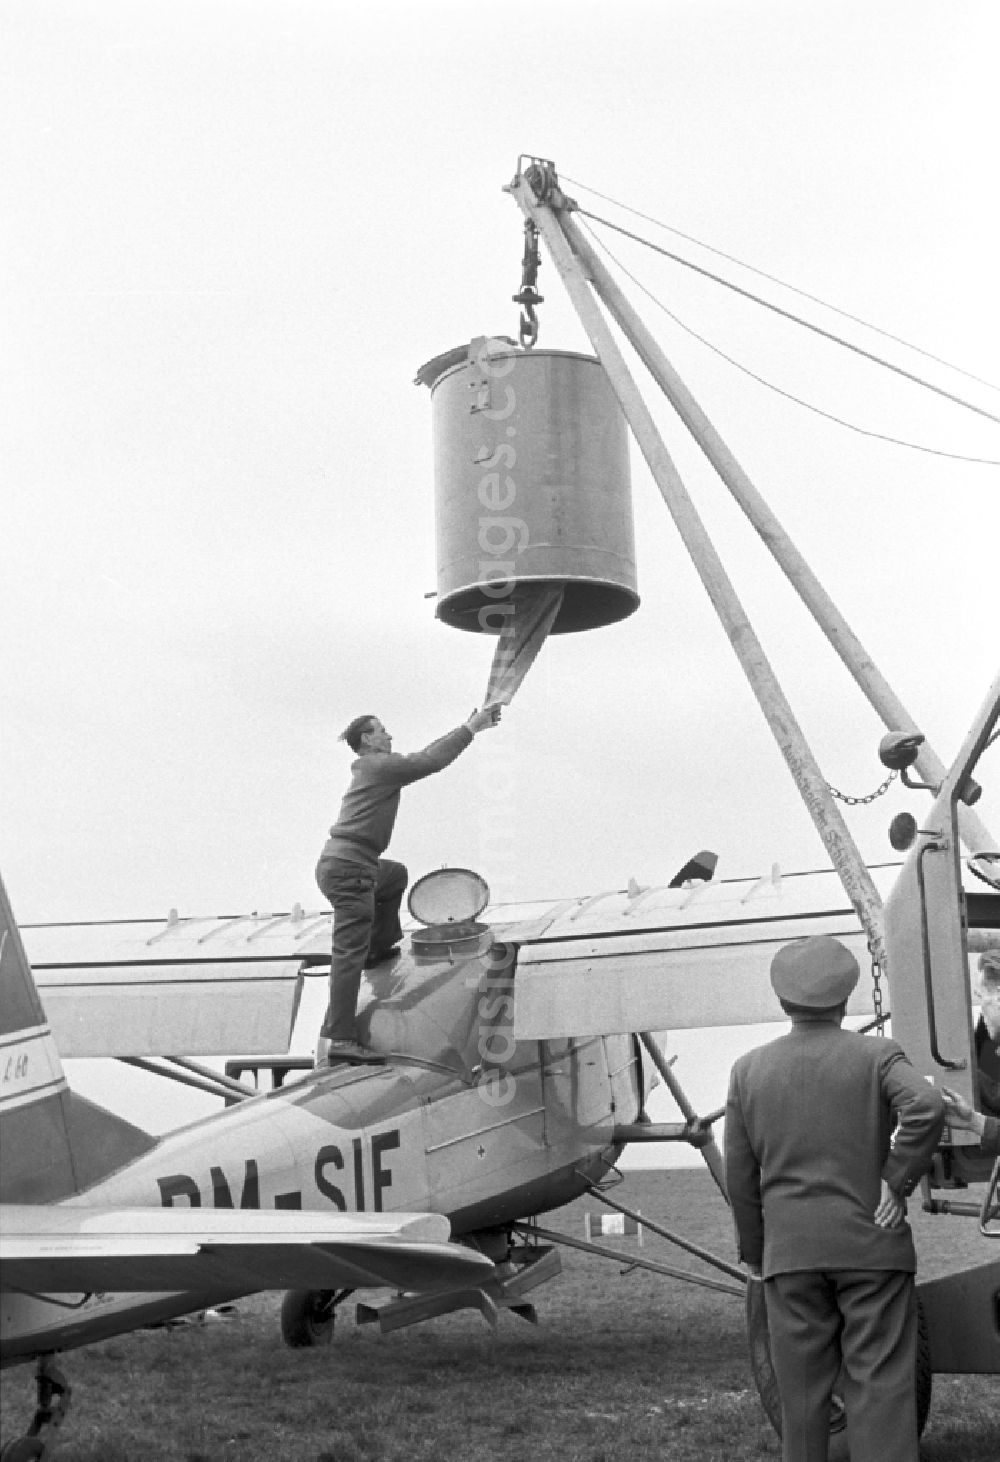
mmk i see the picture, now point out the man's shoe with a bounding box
[364,945,401,969]
[325,1039,386,1066]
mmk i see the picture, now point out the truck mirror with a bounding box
[889,813,918,852]
[879,731,925,772]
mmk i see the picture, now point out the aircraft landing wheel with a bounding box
[280,1289,338,1347]
[745,1280,932,1440]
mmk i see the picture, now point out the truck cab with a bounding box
[882,676,1000,1175]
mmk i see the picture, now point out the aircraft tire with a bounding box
[280,1288,336,1347]
[745,1279,932,1440]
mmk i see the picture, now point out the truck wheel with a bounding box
[744,1280,842,1436]
[0,1441,46,1461]
[745,1281,931,1438]
[280,1289,337,1347]
[914,1297,932,1435]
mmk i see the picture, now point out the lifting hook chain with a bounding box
[826,769,898,806]
[513,218,544,349]
[868,944,887,1035]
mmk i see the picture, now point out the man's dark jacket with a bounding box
[725,1020,945,1278]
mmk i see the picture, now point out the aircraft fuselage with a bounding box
[2,937,646,1361]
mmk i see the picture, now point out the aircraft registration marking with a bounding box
[156,1125,406,1214]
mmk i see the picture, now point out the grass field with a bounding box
[2,1169,997,1461]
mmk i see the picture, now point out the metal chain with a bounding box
[826,769,898,806]
[868,945,887,1035]
[513,219,544,348]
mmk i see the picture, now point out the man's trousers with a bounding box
[764,1267,919,1462]
[316,856,407,1042]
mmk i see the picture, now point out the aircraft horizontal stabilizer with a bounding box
[0,1205,494,1295]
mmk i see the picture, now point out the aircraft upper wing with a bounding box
[21,908,336,1057]
[18,870,893,1054]
[507,864,894,1038]
[0,1204,495,1294]
[508,860,991,1037]
[21,861,994,1053]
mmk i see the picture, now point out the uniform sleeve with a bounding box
[724,1063,763,1266]
[880,1046,946,1196]
[374,727,475,788]
[981,1115,1000,1156]
[978,1069,1000,1116]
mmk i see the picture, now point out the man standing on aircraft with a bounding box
[724,935,944,1462]
[316,707,497,1064]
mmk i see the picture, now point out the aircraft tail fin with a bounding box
[0,873,153,1203]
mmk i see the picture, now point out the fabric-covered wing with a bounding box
[22,911,338,1057]
[508,866,897,1038]
[0,1205,494,1294]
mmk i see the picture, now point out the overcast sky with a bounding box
[2,0,997,935]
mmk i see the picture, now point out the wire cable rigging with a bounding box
[578,219,1000,466]
[561,172,1000,397]
[572,207,1000,431]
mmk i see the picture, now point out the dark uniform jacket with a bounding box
[725,1019,944,1279]
[975,1013,1000,1115]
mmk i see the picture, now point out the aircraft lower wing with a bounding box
[0,1205,494,1294]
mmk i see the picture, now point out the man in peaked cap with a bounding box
[725,935,944,1462]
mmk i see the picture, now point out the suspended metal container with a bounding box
[416,339,638,634]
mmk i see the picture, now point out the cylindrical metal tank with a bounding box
[416,340,638,634]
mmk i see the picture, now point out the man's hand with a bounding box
[465,707,500,735]
[942,1086,987,1137]
[874,1178,905,1229]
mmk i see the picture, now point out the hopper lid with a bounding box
[408,867,490,926]
[413,335,518,390]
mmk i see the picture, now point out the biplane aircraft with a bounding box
[0,842,892,1455]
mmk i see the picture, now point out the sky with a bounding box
[2,2,998,1143]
